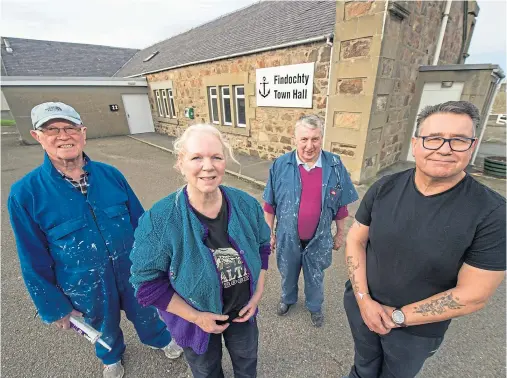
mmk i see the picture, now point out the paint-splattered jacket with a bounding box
[263,150,358,270]
[8,153,143,323]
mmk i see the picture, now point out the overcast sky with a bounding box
[1,0,505,71]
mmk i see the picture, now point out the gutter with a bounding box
[123,34,331,78]
[432,0,453,65]
[322,33,334,149]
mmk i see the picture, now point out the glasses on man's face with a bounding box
[39,126,82,136]
[418,136,476,152]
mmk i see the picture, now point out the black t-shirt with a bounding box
[194,197,251,324]
[355,169,506,337]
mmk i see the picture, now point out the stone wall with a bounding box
[324,0,387,183]
[366,0,475,175]
[146,42,331,160]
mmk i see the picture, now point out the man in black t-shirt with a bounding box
[343,101,506,378]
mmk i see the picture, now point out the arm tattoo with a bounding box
[346,256,360,293]
[413,292,465,316]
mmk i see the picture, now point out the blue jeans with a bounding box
[183,319,258,378]
[344,284,443,378]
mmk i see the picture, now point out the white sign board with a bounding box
[256,63,314,108]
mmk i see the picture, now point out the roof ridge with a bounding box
[1,36,138,51]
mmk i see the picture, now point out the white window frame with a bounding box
[209,86,219,125]
[221,86,232,126]
[168,89,176,118]
[154,90,163,117]
[161,89,170,118]
[234,85,246,127]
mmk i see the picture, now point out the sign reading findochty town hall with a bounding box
[256,63,314,108]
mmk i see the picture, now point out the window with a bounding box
[206,82,248,132]
[168,89,176,118]
[143,51,159,62]
[153,87,177,119]
[154,90,163,117]
[221,86,232,125]
[161,90,170,117]
[235,85,246,127]
[209,86,219,124]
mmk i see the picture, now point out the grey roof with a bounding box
[1,37,138,77]
[115,1,336,78]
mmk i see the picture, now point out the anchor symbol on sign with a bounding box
[259,76,270,98]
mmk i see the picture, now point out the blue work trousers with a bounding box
[277,239,325,313]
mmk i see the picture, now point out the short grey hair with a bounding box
[295,115,324,135]
[415,101,480,137]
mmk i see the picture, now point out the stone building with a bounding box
[116,1,478,182]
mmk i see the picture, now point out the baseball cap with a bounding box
[31,102,83,130]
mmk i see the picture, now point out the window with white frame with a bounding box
[161,90,170,117]
[221,86,232,126]
[154,90,163,117]
[235,85,246,127]
[209,86,219,124]
[168,89,176,118]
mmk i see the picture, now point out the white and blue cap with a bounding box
[31,102,83,130]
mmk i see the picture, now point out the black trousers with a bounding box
[184,319,259,378]
[344,285,443,378]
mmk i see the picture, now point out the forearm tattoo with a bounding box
[413,292,465,316]
[346,256,360,293]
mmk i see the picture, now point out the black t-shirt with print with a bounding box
[354,169,506,337]
[194,197,251,324]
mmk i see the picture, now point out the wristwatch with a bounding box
[391,308,407,327]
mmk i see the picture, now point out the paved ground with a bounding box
[1,133,505,378]
[475,142,506,168]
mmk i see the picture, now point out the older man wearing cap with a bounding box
[8,102,182,378]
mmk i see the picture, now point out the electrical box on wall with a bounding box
[185,107,194,119]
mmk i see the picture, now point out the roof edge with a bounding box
[123,34,330,78]
[1,76,148,87]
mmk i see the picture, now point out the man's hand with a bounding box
[54,309,82,330]
[358,298,396,335]
[270,233,276,253]
[333,231,344,250]
[193,312,230,334]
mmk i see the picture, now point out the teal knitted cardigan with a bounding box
[130,185,271,315]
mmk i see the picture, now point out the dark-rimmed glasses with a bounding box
[418,136,476,152]
[38,126,82,136]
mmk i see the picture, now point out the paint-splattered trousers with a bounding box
[343,283,443,378]
[277,239,326,313]
[85,268,171,365]
[81,266,171,365]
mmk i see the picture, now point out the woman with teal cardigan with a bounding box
[130,124,271,378]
